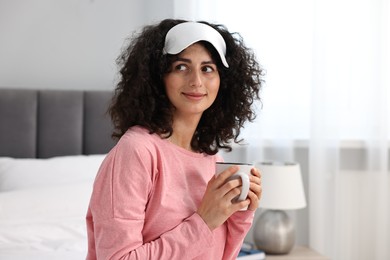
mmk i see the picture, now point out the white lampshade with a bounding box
[257,162,306,210]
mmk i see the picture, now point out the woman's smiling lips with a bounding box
[182,92,207,101]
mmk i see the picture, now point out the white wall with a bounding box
[0,0,173,90]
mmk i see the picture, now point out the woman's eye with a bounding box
[202,66,214,73]
[175,64,187,71]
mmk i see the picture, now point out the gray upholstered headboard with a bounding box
[0,88,117,158]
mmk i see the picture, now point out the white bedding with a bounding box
[0,251,86,260]
[0,155,105,260]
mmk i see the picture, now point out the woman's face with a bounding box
[163,43,220,120]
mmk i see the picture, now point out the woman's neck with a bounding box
[168,115,200,151]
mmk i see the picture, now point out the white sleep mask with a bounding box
[163,22,229,68]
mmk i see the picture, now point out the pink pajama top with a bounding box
[86,126,254,259]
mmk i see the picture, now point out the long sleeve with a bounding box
[88,212,214,259]
[222,210,255,260]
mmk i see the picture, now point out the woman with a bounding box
[86,19,263,260]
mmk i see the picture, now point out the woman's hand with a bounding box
[196,166,262,230]
[247,167,262,211]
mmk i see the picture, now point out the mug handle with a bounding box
[236,172,250,201]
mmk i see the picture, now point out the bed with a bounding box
[0,88,116,259]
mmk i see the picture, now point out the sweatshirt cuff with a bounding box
[189,212,215,247]
[230,209,255,223]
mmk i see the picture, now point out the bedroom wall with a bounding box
[0,0,174,90]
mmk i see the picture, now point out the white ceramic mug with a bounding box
[215,162,253,209]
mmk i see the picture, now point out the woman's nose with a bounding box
[189,70,202,88]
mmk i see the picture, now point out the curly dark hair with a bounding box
[109,18,264,155]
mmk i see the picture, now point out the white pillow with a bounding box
[0,155,105,191]
[0,182,92,252]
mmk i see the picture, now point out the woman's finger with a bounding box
[250,182,262,198]
[247,189,261,210]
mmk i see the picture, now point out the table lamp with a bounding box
[253,162,306,254]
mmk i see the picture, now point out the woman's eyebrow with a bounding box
[174,57,191,63]
[174,57,215,65]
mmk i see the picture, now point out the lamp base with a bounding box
[253,209,295,254]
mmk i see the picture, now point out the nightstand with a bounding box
[265,246,330,260]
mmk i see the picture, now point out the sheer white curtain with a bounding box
[172,0,390,259]
[309,1,390,259]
